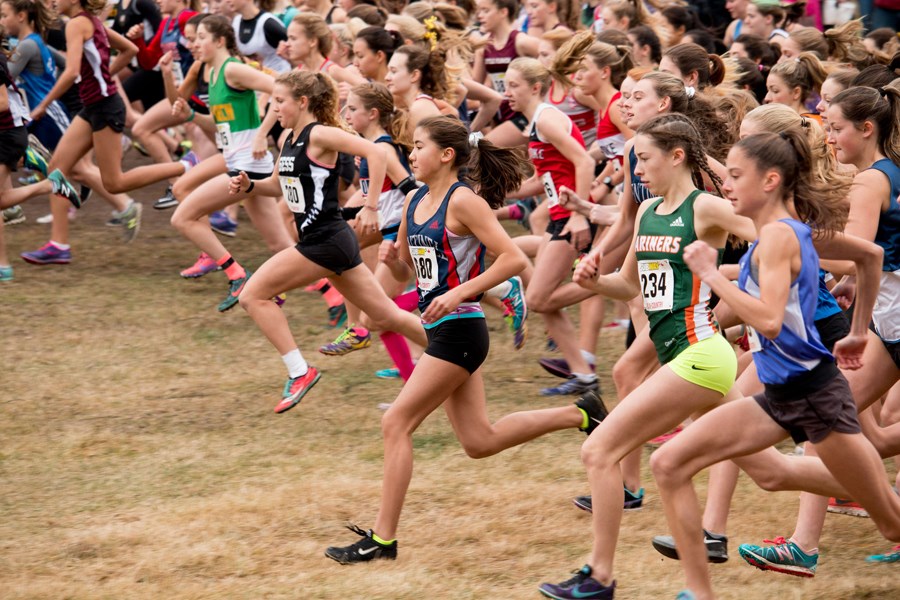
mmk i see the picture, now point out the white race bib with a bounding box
[638,259,674,311]
[279,176,305,213]
[746,326,763,353]
[542,172,560,207]
[411,246,439,291]
[215,122,232,150]
[172,61,185,87]
[489,72,506,93]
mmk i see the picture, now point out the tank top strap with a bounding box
[436,180,469,218]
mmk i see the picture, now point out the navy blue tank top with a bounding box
[405,182,486,322]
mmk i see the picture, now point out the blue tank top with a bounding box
[868,158,900,272]
[160,12,194,71]
[629,146,655,204]
[814,269,842,321]
[738,219,833,385]
[19,33,57,110]
[405,182,486,324]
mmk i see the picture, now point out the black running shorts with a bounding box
[424,317,490,374]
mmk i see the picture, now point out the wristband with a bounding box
[245,180,255,193]
[186,108,195,122]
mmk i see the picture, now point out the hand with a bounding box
[421,288,461,323]
[354,205,380,235]
[379,239,399,265]
[30,104,46,121]
[831,277,856,310]
[171,98,190,119]
[833,333,867,370]
[127,24,143,40]
[251,133,269,160]
[683,241,719,280]
[229,171,250,195]
[276,41,290,61]
[558,185,580,210]
[158,50,174,72]
[561,214,591,251]
[572,252,600,286]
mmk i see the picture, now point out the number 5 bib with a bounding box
[638,259,674,311]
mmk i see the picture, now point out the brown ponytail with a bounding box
[736,130,849,237]
[276,70,351,132]
[416,115,531,208]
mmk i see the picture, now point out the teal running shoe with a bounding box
[375,367,401,379]
[217,270,252,312]
[866,545,900,563]
[501,275,527,350]
[738,536,817,577]
[676,592,696,600]
[0,265,12,281]
[48,169,82,208]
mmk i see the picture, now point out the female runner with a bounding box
[324,114,607,564]
[169,14,292,311]
[650,128,900,600]
[21,0,192,264]
[231,70,426,412]
[539,113,755,599]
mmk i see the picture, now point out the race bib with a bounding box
[489,72,506,93]
[542,172,560,207]
[279,176,305,213]
[215,122,232,150]
[746,325,763,353]
[172,60,185,87]
[410,246,438,291]
[638,259,674,311]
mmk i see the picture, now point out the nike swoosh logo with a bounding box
[691,365,709,371]
[571,588,603,599]
[357,546,378,556]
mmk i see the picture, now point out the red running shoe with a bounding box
[274,367,321,413]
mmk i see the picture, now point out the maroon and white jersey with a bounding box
[76,11,117,105]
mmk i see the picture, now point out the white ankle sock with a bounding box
[282,349,308,378]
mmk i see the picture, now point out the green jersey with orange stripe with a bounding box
[634,190,723,364]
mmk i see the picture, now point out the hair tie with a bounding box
[469,131,484,148]
[778,131,789,140]
[758,64,764,72]
[795,57,801,63]
[423,16,439,51]
[685,85,696,98]
[800,115,810,128]
[877,86,889,98]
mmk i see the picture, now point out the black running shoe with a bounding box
[651,530,729,563]
[325,525,397,565]
[573,488,644,513]
[575,390,608,436]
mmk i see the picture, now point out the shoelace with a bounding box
[558,568,591,587]
[334,327,357,343]
[762,536,789,545]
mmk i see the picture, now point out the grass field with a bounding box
[1,165,898,599]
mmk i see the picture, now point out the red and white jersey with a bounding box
[548,80,597,148]
[595,91,626,163]
[528,102,586,221]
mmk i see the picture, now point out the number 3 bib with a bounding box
[410,246,438,291]
[638,259,674,311]
[279,176,306,213]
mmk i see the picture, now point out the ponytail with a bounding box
[417,116,530,208]
[356,26,403,63]
[3,0,54,36]
[200,15,244,60]
[736,130,849,237]
[665,43,728,90]
[823,19,872,69]
[553,30,633,89]
[351,82,413,152]
[768,51,827,102]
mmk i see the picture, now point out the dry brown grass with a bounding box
[1,169,898,599]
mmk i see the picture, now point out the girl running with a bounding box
[764,52,826,117]
[504,56,596,396]
[385,45,457,128]
[323,114,607,564]
[352,26,402,84]
[282,13,364,86]
[21,0,194,264]
[473,0,539,147]
[231,0,290,73]
[231,70,426,411]
[649,127,900,600]
[733,78,900,578]
[539,113,754,599]
[169,14,292,311]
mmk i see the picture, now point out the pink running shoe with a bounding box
[647,425,684,447]
[180,252,220,279]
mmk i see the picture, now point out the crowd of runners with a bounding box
[1,0,899,597]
